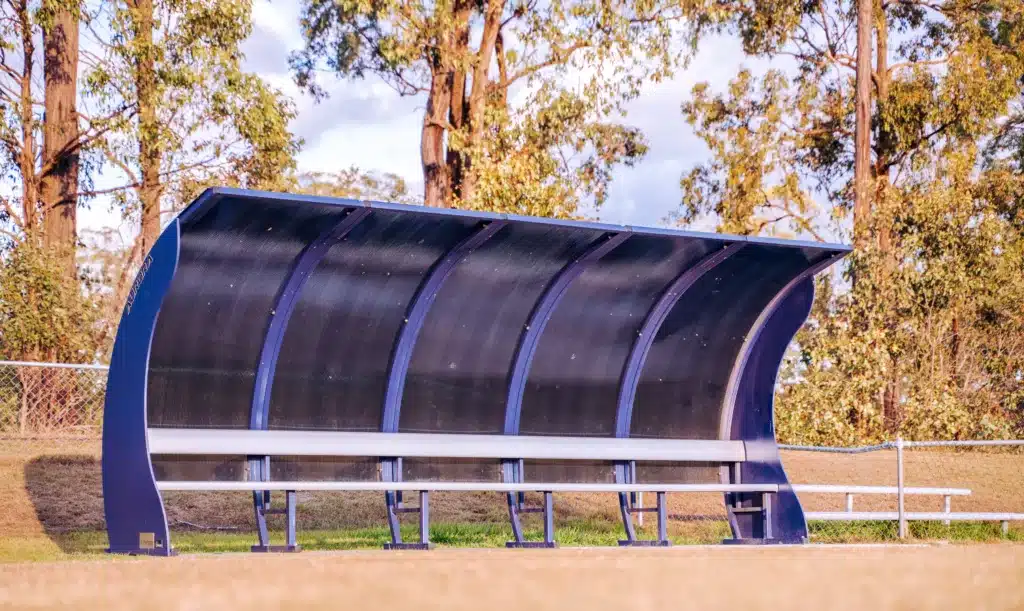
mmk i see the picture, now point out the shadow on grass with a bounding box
[23,455,105,555]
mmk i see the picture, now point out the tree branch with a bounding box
[500,42,588,89]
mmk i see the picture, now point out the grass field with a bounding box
[1,546,1022,610]
[2,439,1022,563]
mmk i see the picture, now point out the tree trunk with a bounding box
[16,0,39,238]
[41,1,81,277]
[130,0,162,253]
[458,0,505,206]
[852,0,873,250]
[445,1,472,201]
[873,6,893,256]
[422,68,454,207]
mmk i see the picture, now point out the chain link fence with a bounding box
[0,361,107,437]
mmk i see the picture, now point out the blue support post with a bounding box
[382,220,507,432]
[248,206,370,552]
[543,492,555,546]
[721,254,845,544]
[102,222,182,556]
[503,232,630,435]
[613,244,742,547]
[379,220,506,549]
[502,232,627,547]
[613,243,745,439]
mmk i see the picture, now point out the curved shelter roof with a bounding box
[142,188,848,443]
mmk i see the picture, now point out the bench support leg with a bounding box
[383,489,433,550]
[618,492,638,544]
[543,492,555,545]
[385,490,402,545]
[722,490,779,546]
[657,492,668,542]
[251,489,301,553]
[250,456,271,548]
[506,491,557,548]
[253,489,271,548]
[619,491,670,547]
[507,492,526,544]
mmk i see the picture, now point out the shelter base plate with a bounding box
[107,548,178,557]
[618,540,671,547]
[383,542,434,550]
[721,537,802,546]
[251,544,302,553]
[506,541,559,549]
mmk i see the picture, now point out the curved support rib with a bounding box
[614,243,746,439]
[102,220,181,556]
[250,207,371,432]
[379,219,506,547]
[247,206,370,547]
[381,220,507,433]
[503,232,630,436]
[720,254,843,542]
[720,254,843,439]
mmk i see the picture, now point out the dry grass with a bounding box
[0,546,1022,610]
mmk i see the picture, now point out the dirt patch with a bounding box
[0,546,1021,610]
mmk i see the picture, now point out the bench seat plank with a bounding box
[155,481,779,493]
[148,428,747,463]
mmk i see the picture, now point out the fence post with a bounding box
[896,437,907,539]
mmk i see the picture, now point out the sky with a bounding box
[79,1,778,240]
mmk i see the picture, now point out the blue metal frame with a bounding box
[502,232,631,436]
[247,206,371,548]
[249,207,371,431]
[499,231,628,546]
[720,254,843,543]
[102,220,181,556]
[103,187,851,554]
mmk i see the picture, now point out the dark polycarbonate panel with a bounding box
[148,196,350,428]
[269,457,379,481]
[151,455,247,481]
[631,245,824,439]
[268,210,479,431]
[399,224,603,434]
[401,459,503,482]
[634,462,723,484]
[517,236,719,437]
[522,460,616,484]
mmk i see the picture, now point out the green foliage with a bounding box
[682,0,1024,442]
[464,87,648,217]
[294,168,420,204]
[0,243,99,362]
[85,0,301,216]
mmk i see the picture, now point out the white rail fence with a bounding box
[783,439,1024,539]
